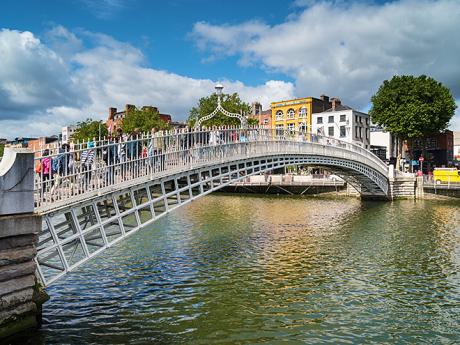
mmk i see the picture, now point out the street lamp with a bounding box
[194,83,248,129]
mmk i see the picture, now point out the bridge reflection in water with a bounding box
[33,127,389,286]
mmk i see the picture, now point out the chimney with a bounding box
[331,98,341,111]
[125,104,136,114]
[320,94,329,104]
[109,107,117,120]
[252,102,262,116]
[142,106,159,113]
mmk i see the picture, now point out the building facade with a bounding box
[61,125,76,144]
[454,131,460,161]
[106,104,172,134]
[312,99,370,149]
[249,102,272,126]
[407,130,454,169]
[271,95,331,132]
[370,126,394,161]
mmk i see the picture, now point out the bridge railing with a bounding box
[33,126,387,211]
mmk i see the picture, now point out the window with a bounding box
[298,123,307,132]
[317,126,324,136]
[365,129,369,140]
[287,109,295,119]
[263,118,269,125]
[275,124,284,130]
[317,117,323,124]
[355,126,358,138]
[355,115,358,123]
[328,126,334,137]
[276,110,284,120]
[340,126,346,138]
[340,114,346,122]
[299,107,307,118]
[359,127,362,138]
[287,123,295,132]
[328,115,334,123]
[366,118,369,125]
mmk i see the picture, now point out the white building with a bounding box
[312,98,370,149]
[370,126,394,161]
[61,125,76,144]
[454,131,460,161]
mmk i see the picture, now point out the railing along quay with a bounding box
[33,126,388,212]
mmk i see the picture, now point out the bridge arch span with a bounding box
[36,144,388,286]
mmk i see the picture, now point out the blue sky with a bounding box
[0,0,459,138]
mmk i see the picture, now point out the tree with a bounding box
[72,118,108,142]
[121,106,170,134]
[0,144,4,157]
[188,92,251,127]
[369,75,456,156]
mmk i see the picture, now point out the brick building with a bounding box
[248,102,272,126]
[407,130,454,169]
[106,104,172,134]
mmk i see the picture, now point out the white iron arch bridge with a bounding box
[33,127,389,285]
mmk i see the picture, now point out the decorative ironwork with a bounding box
[194,84,248,128]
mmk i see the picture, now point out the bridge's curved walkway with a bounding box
[34,128,389,285]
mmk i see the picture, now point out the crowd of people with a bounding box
[34,127,342,204]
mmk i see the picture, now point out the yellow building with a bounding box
[271,95,332,132]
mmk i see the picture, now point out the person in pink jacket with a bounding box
[41,149,52,182]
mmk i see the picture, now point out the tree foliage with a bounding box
[72,119,108,142]
[0,144,4,157]
[188,92,251,127]
[121,106,170,134]
[369,75,456,139]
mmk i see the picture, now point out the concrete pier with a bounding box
[0,148,48,339]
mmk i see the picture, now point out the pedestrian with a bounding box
[81,141,95,189]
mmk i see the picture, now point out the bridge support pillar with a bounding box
[0,148,48,340]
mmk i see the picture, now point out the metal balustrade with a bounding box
[33,127,389,213]
[34,127,391,286]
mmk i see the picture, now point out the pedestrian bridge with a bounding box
[20,127,389,285]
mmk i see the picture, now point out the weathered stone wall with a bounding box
[389,177,416,199]
[0,213,48,339]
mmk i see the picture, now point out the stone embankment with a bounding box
[0,148,48,340]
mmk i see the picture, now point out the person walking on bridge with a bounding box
[81,141,95,190]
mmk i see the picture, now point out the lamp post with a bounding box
[194,84,248,129]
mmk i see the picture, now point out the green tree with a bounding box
[121,106,170,134]
[0,144,4,157]
[72,118,108,142]
[369,75,456,156]
[188,92,251,127]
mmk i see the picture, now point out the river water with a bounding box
[27,195,460,344]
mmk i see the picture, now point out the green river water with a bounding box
[24,195,460,344]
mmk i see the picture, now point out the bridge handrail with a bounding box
[32,126,388,210]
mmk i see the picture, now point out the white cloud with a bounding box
[191,0,460,130]
[0,29,87,120]
[0,27,293,138]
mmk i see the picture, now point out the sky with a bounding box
[0,0,459,139]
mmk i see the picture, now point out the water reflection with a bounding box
[21,195,460,344]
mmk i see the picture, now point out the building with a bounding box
[61,125,76,144]
[6,137,37,148]
[454,131,460,161]
[407,130,454,169]
[249,102,272,126]
[370,126,394,161]
[271,95,332,132]
[312,99,370,149]
[27,136,60,153]
[106,104,172,134]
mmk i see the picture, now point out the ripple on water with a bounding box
[29,196,460,345]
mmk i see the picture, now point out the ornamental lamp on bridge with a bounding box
[194,83,248,129]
